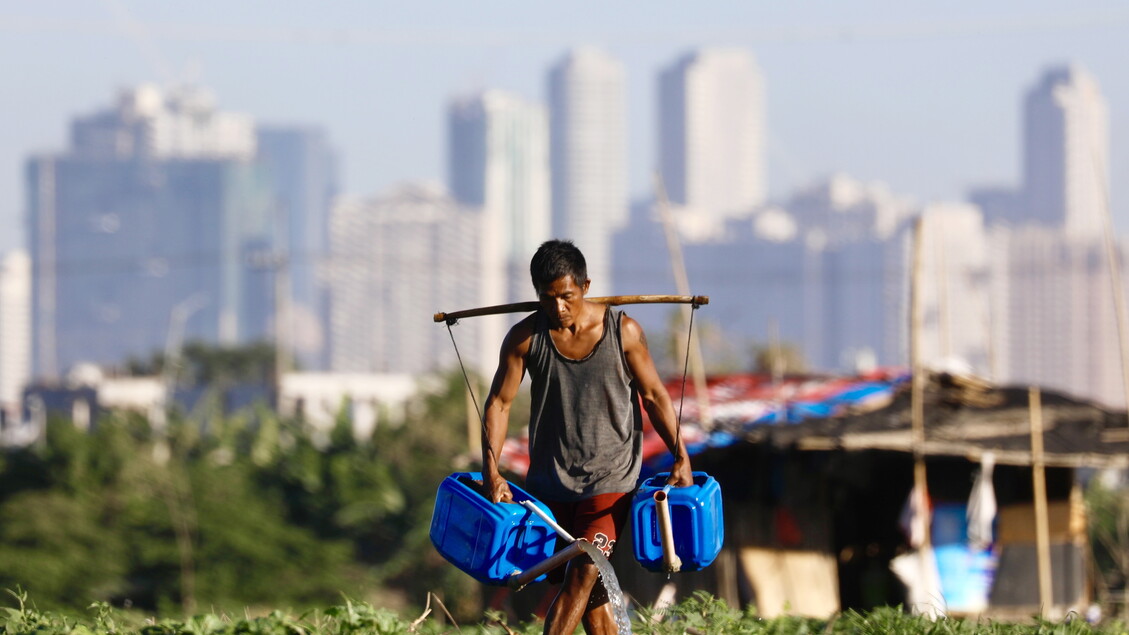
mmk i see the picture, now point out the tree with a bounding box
[1087,477,1129,608]
[753,340,807,376]
[123,341,284,388]
[658,309,748,377]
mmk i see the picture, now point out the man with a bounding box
[482,239,693,635]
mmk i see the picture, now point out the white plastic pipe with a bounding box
[508,541,587,591]
[654,485,682,572]
[519,499,575,542]
[509,500,584,592]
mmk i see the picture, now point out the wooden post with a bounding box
[910,216,930,547]
[769,317,784,384]
[934,214,952,360]
[1095,153,1129,415]
[1029,386,1054,615]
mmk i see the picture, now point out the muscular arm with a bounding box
[481,318,533,503]
[621,315,694,487]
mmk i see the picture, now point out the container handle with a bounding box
[519,499,575,542]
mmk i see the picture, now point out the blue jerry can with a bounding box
[632,471,724,572]
[429,472,558,585]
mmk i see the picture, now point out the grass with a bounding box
[1,589,1127,635]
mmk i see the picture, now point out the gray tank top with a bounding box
[525,307,643,502]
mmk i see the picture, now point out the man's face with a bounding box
[537,275,589,328]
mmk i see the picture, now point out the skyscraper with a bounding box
[548,47,627,295]
[970,64,1124,407]
[448,90,550,303]
[989,228,1124,407]
[913,203,991,374]
[327,183,483,375]
[256,126,339,370]
[659,48,766,222]
[0,250,30,423]
[27,85,277,379]
[1023,64,1110,238]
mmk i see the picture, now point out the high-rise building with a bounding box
[967,185,1023,228]
[989,227,1124,407]
[327,182,484,375]
[965,64,1124,407]
[27,85,278,379]
[817,237,903,373]
[448,90,550,304]
[0,250,31,423]
[787,174,915,244]
[659,48,766,223]
[613,175,945,377]
[1023,64,1110,238]
[548,47,627,296]
[256,126,339,370]
[69,84,255,160]
[913,203,991,373]
[761,175,915,372]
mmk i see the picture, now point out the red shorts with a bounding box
[544,492,632,584]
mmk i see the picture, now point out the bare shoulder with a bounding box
[503,312,539,355]
[619,313,649,351]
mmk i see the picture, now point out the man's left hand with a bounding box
[666,455,694,487]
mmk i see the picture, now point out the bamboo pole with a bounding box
[433,294,709,324]
[1029,386,1054,615]
[934,214,952,360]
[1094,151,1129,416]
[653,172,713,428]
[769,317,784,384]
[910,216,931,547]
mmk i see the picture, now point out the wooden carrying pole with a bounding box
[1029,387,1054,616]
[434,294,709,324]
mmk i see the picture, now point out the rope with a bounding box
[673,302,701,466]
[444,320,498,470]
[446,299,702,475]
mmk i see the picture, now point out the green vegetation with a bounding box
[1087,476,1129,608]
[5,347,1129,631]
[125,340,282,386]
[0,590,1124,634]
[0,370,486,621]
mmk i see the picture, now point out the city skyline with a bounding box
[549,47,627,298]
[4,64,1128,408]
[3,3,1128,254]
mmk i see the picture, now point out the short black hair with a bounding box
[530,239,588,293]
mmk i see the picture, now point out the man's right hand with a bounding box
[486,474,514,503]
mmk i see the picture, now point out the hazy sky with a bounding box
[3,2,1128,253]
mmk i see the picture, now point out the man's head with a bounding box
[530,240,590,327]
[530,239,588,294]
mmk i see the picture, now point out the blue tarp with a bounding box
[643,374,908,473]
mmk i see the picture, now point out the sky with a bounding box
[2,2,1128,254]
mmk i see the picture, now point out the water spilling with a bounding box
[577,541,632,635]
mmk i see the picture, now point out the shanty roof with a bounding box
[498,370,1129,476]
[767,374,1129,469]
